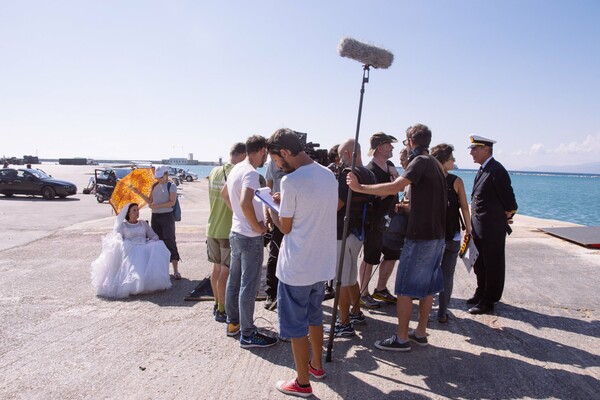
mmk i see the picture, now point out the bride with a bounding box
[91,202,172,298]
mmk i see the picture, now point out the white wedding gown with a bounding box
[91,220,172,298]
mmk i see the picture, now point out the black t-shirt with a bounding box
[337,166,376,240]
[402,155,447,240]
[367,160,399,227]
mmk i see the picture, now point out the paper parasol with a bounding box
[109,168,156,214]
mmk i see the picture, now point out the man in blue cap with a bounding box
[467,135,518,314]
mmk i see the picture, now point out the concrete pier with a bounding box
[1,164,598,399]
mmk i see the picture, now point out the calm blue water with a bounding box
[184,165,600,227]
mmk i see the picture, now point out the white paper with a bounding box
[460,238,479,273]
[254,187,280,213]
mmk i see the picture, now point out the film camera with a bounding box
[293,131,329,166]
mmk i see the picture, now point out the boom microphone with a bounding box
[337,37,394,69]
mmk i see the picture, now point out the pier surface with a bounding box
[1,165,598,399]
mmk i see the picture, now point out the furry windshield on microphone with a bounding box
[337,37,394,69]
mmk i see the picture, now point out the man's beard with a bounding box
[280,159,295,173]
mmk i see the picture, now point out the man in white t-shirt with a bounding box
[221,135,277,349]
[267,128,337,398]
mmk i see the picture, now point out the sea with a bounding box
[183,165,600,227]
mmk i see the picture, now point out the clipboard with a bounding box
[254,187,280,213]
[459,233,478,273]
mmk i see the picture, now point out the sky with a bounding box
[1,1,599,172]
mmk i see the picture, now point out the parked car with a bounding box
[180,169,198,182]
[166,166,183,186]
[0,168,77,199]
[93,167,133,203]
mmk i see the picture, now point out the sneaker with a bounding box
[264,296,277,311]
[372,288,397,304]
[226,323,240,337]
[408,329,428,346]
[240,331,278,348]
[214,310,227,323]
[308,361,327,380]
[374,334,411,352]
[275,379,312,398]
[323,285,335,301]
[360,294,381,309]
[349,311,366,326]
[324,322,355,337]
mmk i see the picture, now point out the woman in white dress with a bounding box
[91,203,172,298]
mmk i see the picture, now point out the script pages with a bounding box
[254,187,280,213]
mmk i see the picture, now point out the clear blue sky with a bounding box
[1,1,599,171]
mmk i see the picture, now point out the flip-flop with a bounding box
[174,272,182,280]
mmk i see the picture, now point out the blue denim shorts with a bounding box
[277,281,325,338]
[395,239,444,298]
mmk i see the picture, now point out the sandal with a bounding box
[174,272,182,280]
[438,314,449,323]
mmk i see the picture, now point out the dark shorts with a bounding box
[151,212,180,261]
[363,228,400,265]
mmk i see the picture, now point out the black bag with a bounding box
[382,211,408,249]
[167,182,182,222]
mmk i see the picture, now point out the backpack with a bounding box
[167,182,182,222]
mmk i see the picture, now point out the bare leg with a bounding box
[395,295,413,341]
[308,325,324,370]
[358,261,373,295]
[172,260,179,275]
[349,283,361,315]
[416,295,433,337]
[217,266,229,308]
[291,336,310,386]
[338,286,351,325]
[376,259,396,291]
[210,263,220,303]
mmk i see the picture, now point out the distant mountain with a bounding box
[520,162,600,175]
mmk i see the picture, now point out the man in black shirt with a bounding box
[359,132,400,309]
[347,124,446,352]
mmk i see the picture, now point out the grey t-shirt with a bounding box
[266,160,286,193]
[151,182,177,214]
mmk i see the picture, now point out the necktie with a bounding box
[475,166,483,181]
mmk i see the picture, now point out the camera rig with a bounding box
[293,131,329,166]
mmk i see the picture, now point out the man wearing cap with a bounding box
[347,124,446,351]
[467,135,518,315]
[205,142,246,321]
[266,128,337,397]
[358,132,401,309]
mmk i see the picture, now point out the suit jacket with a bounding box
[471,158,518,239]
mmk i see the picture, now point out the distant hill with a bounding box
[520,162,600,175]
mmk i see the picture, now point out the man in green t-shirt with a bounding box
[207,142,246,322]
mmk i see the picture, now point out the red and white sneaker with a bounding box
[308,362,327,380]
[275,379,313,398]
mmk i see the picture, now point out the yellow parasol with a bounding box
[109,168,156,214]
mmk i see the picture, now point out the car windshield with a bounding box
[113,169,132,179]
[28,169,49,179]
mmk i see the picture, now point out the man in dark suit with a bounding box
[467,135,518,315]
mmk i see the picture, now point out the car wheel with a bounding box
[42,186,56,200]
[96,195,105,203]
[186,176,193,182]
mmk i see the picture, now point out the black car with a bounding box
[0,168,78,200]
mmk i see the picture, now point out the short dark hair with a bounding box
[245,135,267,154]
[267,128,303,156]
[328,144,339,163]
[406,124,432,147]
[230,142,246,156]
[430,143,454,164]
